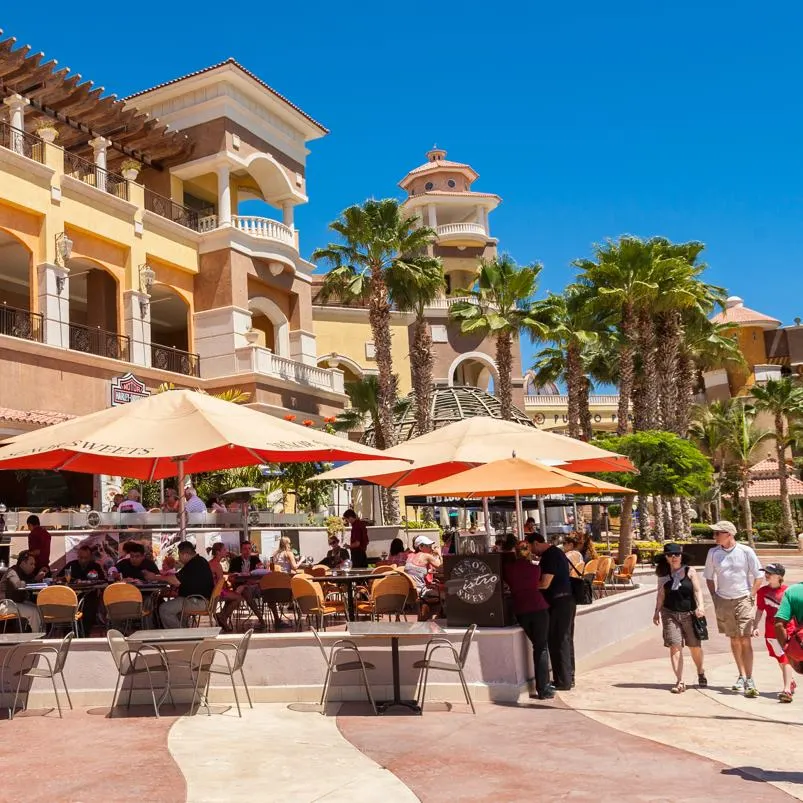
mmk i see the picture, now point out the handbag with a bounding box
[567,559,593,605]
[692,614,709,641]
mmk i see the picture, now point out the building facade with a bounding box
[0,41,348,445]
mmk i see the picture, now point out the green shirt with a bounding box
[776,583,803,623]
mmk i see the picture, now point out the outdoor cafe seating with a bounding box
[107,629,173,718]
[11,632,74,719]
[312,628,377,715]
[291,574,346,630]
[37,585,83,637]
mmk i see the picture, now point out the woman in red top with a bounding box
[502,535,553,699]
[754,563,796,703]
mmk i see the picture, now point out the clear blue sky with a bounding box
[5,2,803,372]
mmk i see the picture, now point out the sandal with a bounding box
[670,682,686,694]
[779,689,794,703]
[698,673,708,688]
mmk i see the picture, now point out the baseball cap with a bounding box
[413,534,435,548]
[711,520,737,536]
[764,562,786,577]
[663,543,683,555]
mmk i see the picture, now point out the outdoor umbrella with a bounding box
[0,389,394,537]
[312,416,635,488]
[412,456,634,537]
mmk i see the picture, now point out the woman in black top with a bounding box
[653,543,707,693]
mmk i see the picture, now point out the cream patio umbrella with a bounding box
[0,389,394,537]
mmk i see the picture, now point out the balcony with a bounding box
[0,303,43,342]
[151,344,201,377]
[144,189,212,232]
[0,121,45,164]
[64,152,128,200]
[425,295,478,311]
[198,214,296,248]
[68,322,130,361]
[524,394,621,407]
[436,221,488,243]
[235,345,345,394]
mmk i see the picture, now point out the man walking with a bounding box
[704,520,763,697]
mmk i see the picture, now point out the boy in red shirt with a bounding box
[753,563,796,703]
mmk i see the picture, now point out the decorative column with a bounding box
[89,136,111,192]
[3,94,30,154]
[37,263,70,348]
[427,204,437,229]
[216,164,232,225]
[282,201,295,230]
[123,290,152,368]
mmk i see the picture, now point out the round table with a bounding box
[310,571,396,620]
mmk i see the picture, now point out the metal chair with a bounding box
[311,628,377,715]
[0,600,24,633]
[188,628,254,717]
[103,583,145,634]
[180,594,212,628]
[612,554,638,587]
[12,632,74,718]
[107,629,172,717]
[37,585,83,637]
[413,624,477,714]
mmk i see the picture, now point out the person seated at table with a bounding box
[118,489,146,513]
[117,541,159,583]
[382,538,409,567]
[145,540,214,629]
[271,536,299,573]
[183,486,208,514]
[209,495,227,513]
[208,543,266,632]
[319,536,350,569]
[109,493,124,512]
[228,541,263,574]
[0,550,44,632]
[161,488,181,513]
[405,535,443,621]
[59,545,105,636]
[160,555,178,575]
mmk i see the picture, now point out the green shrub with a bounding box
[403,520,442,531]
[751,501,783,524]
[691,523,713,537]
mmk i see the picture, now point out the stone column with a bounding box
[289,329,317,366]
[427,204,437,229]
[3,94,30,154]
[216,164,232,225]
[37,262,70,348]
[282,201,295,230]
[123,290,152,368]
[89,136,111,192]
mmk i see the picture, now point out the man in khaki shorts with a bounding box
[704,520,763,697]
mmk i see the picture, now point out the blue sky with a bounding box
[5,2,803,373]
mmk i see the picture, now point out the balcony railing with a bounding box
[436,222,487,239]
[151,343,201,377]
[524,394,621,407]
[241,346,345,394]
[64,151,128,200]
[0,121,45,164]
[0,303,43,342]
[198,214,296,247]
[68,322,130,361]
[425,295,478,310]
[144,189,213,232]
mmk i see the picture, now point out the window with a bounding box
[425,181,434,191]
[431,325,448,343]
[445,274,452,293]
[447,179,456,188]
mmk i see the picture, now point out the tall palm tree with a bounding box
[386,256,445,437]
[751,377,803,539]
[689,400,735,521]
[313,199,438,487]
[450,254,547,420]
[332,375,410,450]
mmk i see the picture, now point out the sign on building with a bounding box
[110,373,150,407]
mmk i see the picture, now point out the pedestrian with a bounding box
[773,579,803,688]
[527,533,576,690]
[653,543,707,693]
[703,520,763,697]
[343,509,369,568]
[754,563,796,703]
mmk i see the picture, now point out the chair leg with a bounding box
[230,673,242,718]
[60,672,73,710]
[359,663,377,715]
[420,665,431,710]
[458,668,475,714]
[190,668,205,716]
[11,672,26,719]
[319,666,333,712]
[50,673,63,718]
[240,668,253,709]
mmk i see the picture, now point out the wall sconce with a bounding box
[139,264,155,294]
[139,298,149,319]
[54,232,73,287]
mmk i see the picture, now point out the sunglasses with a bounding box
[666,553,682,558]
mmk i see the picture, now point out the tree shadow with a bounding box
[722,767,803,786]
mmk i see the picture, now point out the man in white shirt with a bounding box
[704,520,763,697]
[118,489,146,513]
[183,486,207,514]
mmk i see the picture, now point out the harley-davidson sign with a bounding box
[109,373,150,407]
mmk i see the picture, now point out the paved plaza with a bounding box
[3,557,802,803]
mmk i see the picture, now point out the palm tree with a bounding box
[450,254,547,420]
[313,199,438,476]
[689,400,735,521]
[386,256,445,436]
[751,377,803,539]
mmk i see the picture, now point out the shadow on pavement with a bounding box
[723,767,803,786]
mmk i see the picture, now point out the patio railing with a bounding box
[0,121,45,163]
[68,321,130,361]
[144,189,213,232]
[64,151,129,200]
[151,343,201,377]
[0,303,43,342]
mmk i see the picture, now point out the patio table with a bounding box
[347,621,444,714]
[311,571,395,621]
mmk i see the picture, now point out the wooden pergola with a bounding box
[0,31,193,170]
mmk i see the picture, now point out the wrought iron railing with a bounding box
[0,121,45,163]
[63,151,129,200]
[144,189,212,232]
[0,303,43,342]
[68,322,130,361]
[151,343,201,377]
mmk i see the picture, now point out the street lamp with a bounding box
[54,232,73,293]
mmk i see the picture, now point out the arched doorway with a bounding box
[149,284,196,375]
[448,351,498,393]
[248,296,289,356]
[67,259,124,359]
[0,228,37,341]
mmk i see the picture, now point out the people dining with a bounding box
[210,495,227,513]
[145,540,214,628]
[183,486,207,513]
[343,509,369,568]
[405,534,443,620]
[58,544,104,636]
[271,536,299,573]
[228,541,262,574]
[109,493,124,512]
[319,536,350,569]
[562,535,585,578]
[0,550,44,631]
[384,537,409,566]
[161,488,181,513]
[208,543,266,632]
[117,541,159,583]
[118,489,146,513]
[26,514,52,574]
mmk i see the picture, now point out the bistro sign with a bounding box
[109,373,150,407]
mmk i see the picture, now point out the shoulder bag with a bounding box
[692,614,709,641]
[567,558,593,605]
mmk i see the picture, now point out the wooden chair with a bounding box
[37,585,82,637]
[355,574,410,621]
[291,574,345,630]
[612,554,638,587]
[259,572,295,630]
[592,556,614,598]
[103,583,146,633]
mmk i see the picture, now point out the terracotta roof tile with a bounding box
[408,190,501,199]
[406,159,473,175]
[711,300,780,328]
[0,408,75,427]
[125,58,328,134]
[746,475,803,499]
[750,457,783,475]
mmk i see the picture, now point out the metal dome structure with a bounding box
[362,385,534,445]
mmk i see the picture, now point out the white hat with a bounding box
[414,534,435,548]
[712,520,737,536]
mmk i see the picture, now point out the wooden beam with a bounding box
[0,45,32,78]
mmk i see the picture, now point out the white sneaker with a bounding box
[732,676,746,692]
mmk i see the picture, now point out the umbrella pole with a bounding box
[482,496,492,537]
[176,458,186,542]
[538,497,547,539]
[515,490,524,539]
[572,500,579,530]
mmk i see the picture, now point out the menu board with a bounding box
[444,553,510,628]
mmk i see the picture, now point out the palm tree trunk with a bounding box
[638,307,659,429]
[674,353,696,436]
[653,494,665,541]
[663,497,673,538]
[681,498,692,536]
[671,497,684,539]
[741,467,755,548]
[657,311,682,431]
[775,413,794,540]
[591,504,602,539]
[565,340,582,439]
[368,268,398,451]
[637,495,649,539]
[631,372,647,432]
[410,314,434,436]
[618,497,633,564]
[579,376,593,441]
[616,303,636,436]
[496,332,513,420]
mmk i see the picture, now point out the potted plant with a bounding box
[34,120,59,143]
[120,158,142,181]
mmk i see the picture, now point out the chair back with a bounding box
[104,582,144,624]
[106,629,128,671]
[621,554,637,576]
[260,572,293,604]
[37,585,78,623]
[309,566,329,577]
[582,558,599,578]
[292,574,323,615]
[209,576,227,611]
[457,623,477,668]
[371,574,410,616]
[232,628,253,672]
[372,565,389,575]
[596,556,613,582]
[51,632,74,674]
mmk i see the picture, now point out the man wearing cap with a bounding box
[754,563,796,702]
[774,576,803,682]
[703,520,763,697]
